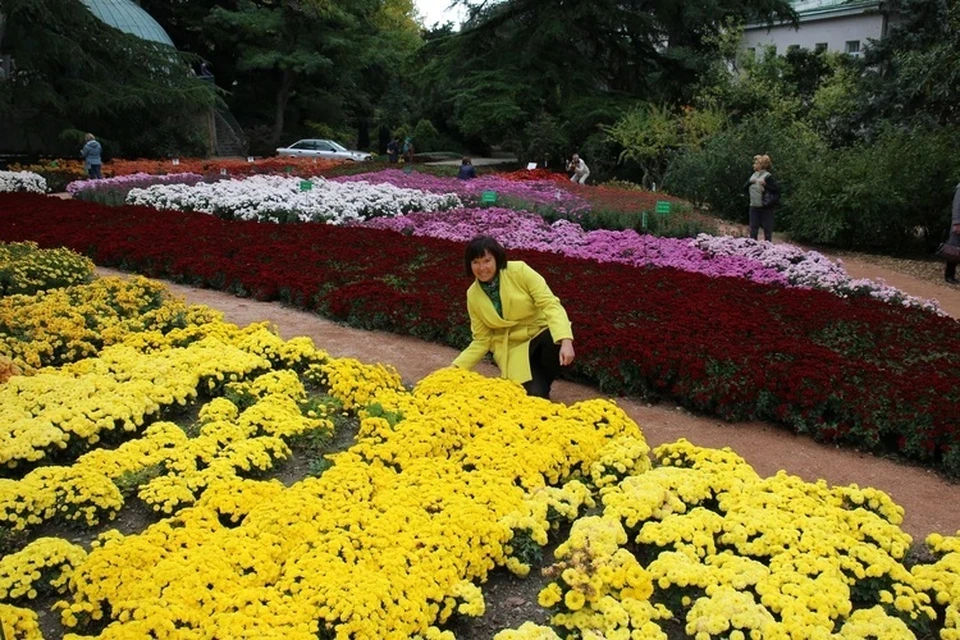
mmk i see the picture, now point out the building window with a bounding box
[787,44,800,53]
[845,40,861,55]
[815,42,828,52]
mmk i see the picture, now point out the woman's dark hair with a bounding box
[464,235,507,278]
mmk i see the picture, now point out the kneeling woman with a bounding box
[452,235,575,398]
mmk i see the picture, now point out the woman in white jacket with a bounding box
[567,154,589,185]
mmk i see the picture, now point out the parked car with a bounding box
[275,139,373,162]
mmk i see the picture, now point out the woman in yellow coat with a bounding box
[452,235,575,398]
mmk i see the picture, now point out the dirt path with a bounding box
[96,266,960,542]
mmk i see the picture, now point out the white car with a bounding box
[275,139,373,162]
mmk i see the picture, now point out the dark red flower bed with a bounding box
[565,183,688,213]
[499,168,570,183]
[3,193,960,475]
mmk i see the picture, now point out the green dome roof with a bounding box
[80,0,175,47]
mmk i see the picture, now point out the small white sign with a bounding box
[246,156,255,163]
[220,168,227,176]
[172,158,180,166]
[526,162,537,171]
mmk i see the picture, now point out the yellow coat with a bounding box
[452,261,573,383]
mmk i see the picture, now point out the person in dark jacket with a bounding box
[386,137,400,163]
[457,157,477,180]
[80,133,103,180]
[744,154,780,242]
[946,183,960,284]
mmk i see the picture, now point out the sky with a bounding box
[414,0,468,28]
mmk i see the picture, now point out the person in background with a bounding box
[386,137,400,163]
[452,235,575,399]
[744,154,780,242]
[402,137,415,164]
[567,153,589,184]
[946,182,960,284]
[80,133,103,180]
[458,157,477,180]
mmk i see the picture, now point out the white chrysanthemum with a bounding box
[126,175,461,224]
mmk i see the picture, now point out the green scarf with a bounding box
[478,273,502,317]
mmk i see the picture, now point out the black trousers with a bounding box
[946,231,959,280]
[522,329,562,399]
[749,206,775,242]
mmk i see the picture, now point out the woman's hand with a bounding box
[558,339,575,366]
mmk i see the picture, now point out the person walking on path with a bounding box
[80,133,103,180]
[946,182,960,284]
[452,235,575,399]
[386,137,400,164]
[745,154,780,242]
[567,153,589,184]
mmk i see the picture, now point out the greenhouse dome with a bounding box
[80,0,175,47]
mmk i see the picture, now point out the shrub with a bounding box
[787,125,960,252]
[578,132,619,183]
[522,112,571,169]
[412,119,441,153]
[306,121,360,150]
[664,114,826,223]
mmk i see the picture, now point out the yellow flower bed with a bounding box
[0,538,87,601]
[532,438,956,639]
[3,276,958,640]
[52,369,641,639]
[0,241,94,297]
[0,276,218,374]
[0,337,269,470]
[1,374,333,532]
[0,603,44,639]
[0,312,341,535]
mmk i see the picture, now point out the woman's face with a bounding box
[471,251,498,283]
[752,159,762,171]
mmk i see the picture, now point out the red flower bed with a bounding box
[3,193,959,475]
[565,183,687,213]
[499,168,570,183]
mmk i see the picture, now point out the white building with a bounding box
[741,0,898,57]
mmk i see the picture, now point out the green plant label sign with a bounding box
[299,180,313,192]
[655,200,671,214]
[480,191,498,205]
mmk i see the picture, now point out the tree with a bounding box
[604,103,726,187]
[142,0,421,150]
[0,0,214,156]
[204,0,357,146]
[862,0,960,127]
[417,0,794,150]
